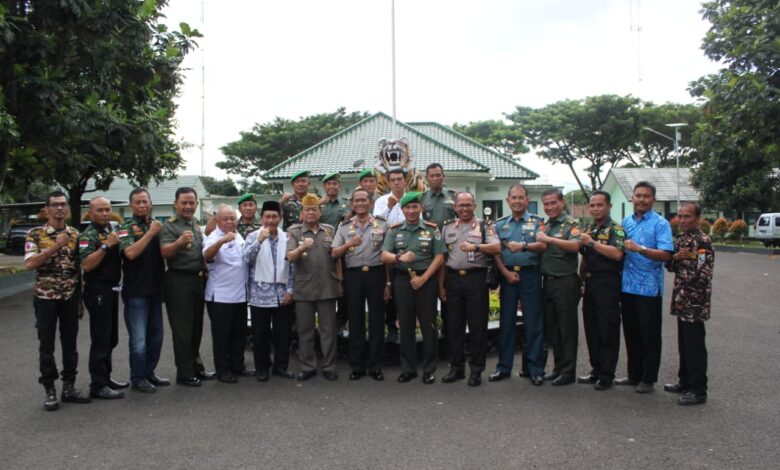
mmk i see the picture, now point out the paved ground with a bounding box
[1,251,778,469]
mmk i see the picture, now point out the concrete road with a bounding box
[1,251,778,469]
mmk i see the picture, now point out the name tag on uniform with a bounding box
[445,232,457,243]
[522,223,535,231]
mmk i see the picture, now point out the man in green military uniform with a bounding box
[79,196,127,399]
[381,192,446,384]
[577,190,625,390]
[536,189,582,386]
[236,193,261,238]
[420,163,456,226]
[358,168,379,203]
[25,190,92,410]
[280,170,311,230]
[160,187,215,386]
[319,172,348,227]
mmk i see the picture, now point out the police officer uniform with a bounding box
[441,217,498,383]
[580,218,624,386]
[160,215,210,384]
[79,222,123,396]
[332,214,388,378]
[493,212,546,380]
[541,213,582,383]
[381,192,446,381]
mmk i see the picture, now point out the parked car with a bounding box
[4,223,41,255]
[755,213,780,247]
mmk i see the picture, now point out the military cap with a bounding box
[358,168,376,181]
[236,193,256,205]
[290,170,310,182]
[400,191,422,208]
[260,200,281,215]
[322,172,340,183]
[301,193,321,207]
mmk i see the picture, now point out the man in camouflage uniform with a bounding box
[536,189,582,386]
[665,202,713,406]
[577,191,625,391]
[381,192,446,385]
[236,193,261,238]
[160,187,214,386]
[280,170,311,230]
[24,190,91,410]
[79,196,126,399]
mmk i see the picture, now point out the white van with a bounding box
[754,213,780,247]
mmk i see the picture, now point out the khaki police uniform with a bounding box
[441,218,498,375]
[160,216,208,380]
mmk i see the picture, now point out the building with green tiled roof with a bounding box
[265,112,555,219]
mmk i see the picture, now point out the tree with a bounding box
[507,95,641,194]
[201,177,239,196]
[563,189,589,205]
[635,102,702,168]
[689,0,780,213]
[451,119,528,157]
[0,1,200,217]
[218,108,370,178]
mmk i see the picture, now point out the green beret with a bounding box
[236,193,255,205]
[358,168,376,181]
[400,191,422,208]
[322,172,340,183]
[290,170,310,182]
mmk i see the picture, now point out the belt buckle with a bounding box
[513,266,521,272]
[458,269,467,276]
[361,266,369,272]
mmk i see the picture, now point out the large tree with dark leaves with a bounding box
[0,0,199,216]
[689,0,780,213]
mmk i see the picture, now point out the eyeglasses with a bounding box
[47,203,68,208]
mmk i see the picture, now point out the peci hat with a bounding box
[290,170,310,182]
[400,191,422,208]
[260,200,281,215]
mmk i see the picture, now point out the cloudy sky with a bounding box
[162,0,719,190]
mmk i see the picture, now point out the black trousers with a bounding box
[206,301,247,375]
[385,270,398,333]
[163,270,207,379]
[445,269,489,374]
[677,318,708,396]
[394,271,437,374]
[250,304,293,373]
[621,293,662,384]
[345,267,385,373]
[543,274,581,378]
[34,295,79,386]
[84,281,119,390]
[582,272,621,381]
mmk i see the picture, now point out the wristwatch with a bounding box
[587,240,595,248]
[521,241,528,252]
[100,243,109,251]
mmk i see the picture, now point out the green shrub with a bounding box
[700,219,711,235]
[711,217,729,240]
[729,219,748,240]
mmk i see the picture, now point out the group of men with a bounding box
[24,163,713,412]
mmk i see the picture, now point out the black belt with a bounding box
[396,269,426,276]
[584,271,620,278]
[508,265,538,272]
[346,265,383,272]
[169,269,206,277]
[543,273,577,281]
[447,267,486,276]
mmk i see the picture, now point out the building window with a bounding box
[482,200,503,221]
[528,201,538,214]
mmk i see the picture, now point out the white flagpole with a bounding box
[391,0,397,125]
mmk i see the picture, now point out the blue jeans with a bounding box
[497,270,545,376]
[123,294,164,385]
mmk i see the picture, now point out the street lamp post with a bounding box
[641,123,687,212]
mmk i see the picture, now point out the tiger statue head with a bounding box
[373,138,426,195]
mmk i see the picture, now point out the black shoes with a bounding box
[422,372,435,384]
[297,370,317,381]
[614,377,639,386]
[543,372,560,382]
[235,368,256,377]
[349,371,365,381]
[256,370,270,382]
[176,377,202,387]
[147,374,170,387]
[664,383,686,393]
[108,378,129,390]
[467,373,481,387]
[552,375,575,386]
[196,371,216,381]
[91,386,125,399]
[44,386,58,411]
[397,371,418,383]
[594,379,613,391]
[368,370,384,381]
[132,379,156,393]
[442,369,465,383]
[577,374,598,384]
[635,382,655,393]
[530,375,544,386]
[517,370,530,378]
[61,382,91,403]
[323,370,338,381]
[488,370,511,382]
[217,373,237,384]
[678,391,706,406]
[272,369,295,379]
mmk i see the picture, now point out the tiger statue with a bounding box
[373,138,426,195]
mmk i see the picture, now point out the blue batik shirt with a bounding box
[494,211,544,267]
[621,210,674,297]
